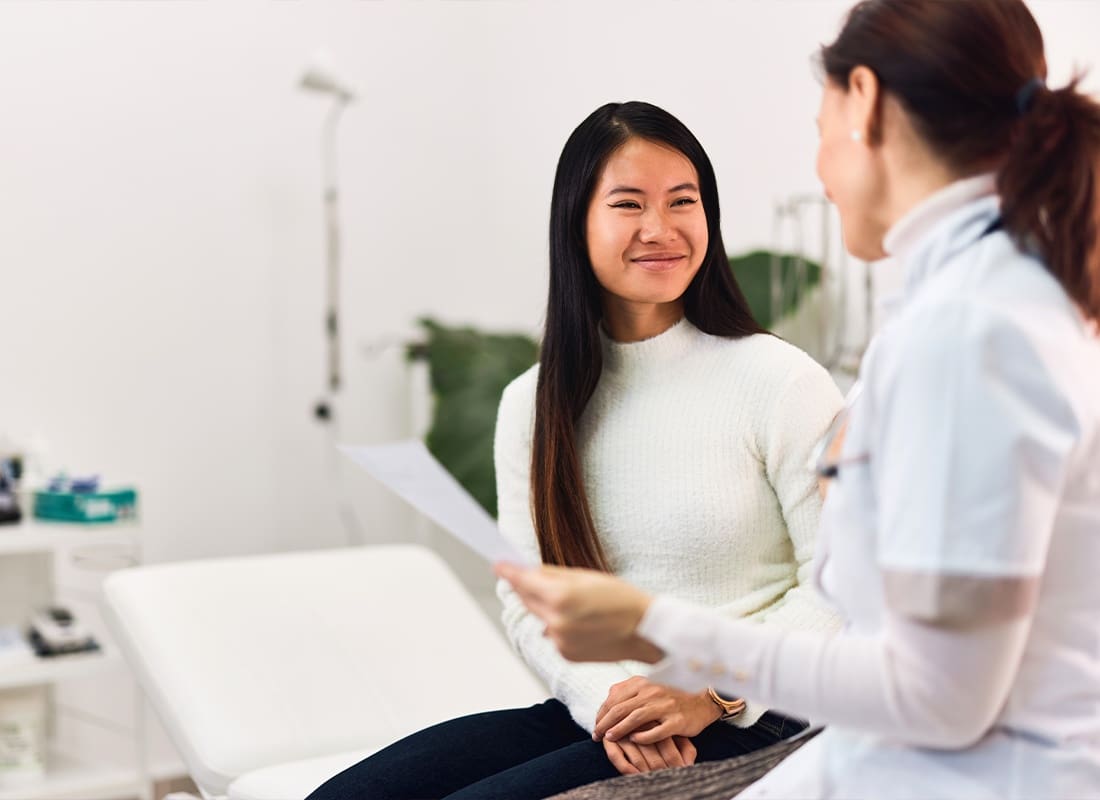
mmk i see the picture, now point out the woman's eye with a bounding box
[672,197,698,207]
[610,201,642,210]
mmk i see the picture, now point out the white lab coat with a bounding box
[640,176,1100,798]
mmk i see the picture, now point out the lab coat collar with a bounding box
[883,173,1000,303]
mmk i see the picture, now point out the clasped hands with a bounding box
[593,676,722,774]
[495,563,722,775]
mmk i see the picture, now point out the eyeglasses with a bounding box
[812,381,870,480]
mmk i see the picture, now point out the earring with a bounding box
[850,130,863,143]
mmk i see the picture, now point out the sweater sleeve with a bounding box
[746,356,844,634]
[494,373,638,733]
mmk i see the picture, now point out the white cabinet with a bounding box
[0,520,170,800]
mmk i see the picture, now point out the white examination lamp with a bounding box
[300,54,356,102]
[298,51,356,425]
[299,52,367,546]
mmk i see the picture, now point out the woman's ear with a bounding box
[847,65,883,145]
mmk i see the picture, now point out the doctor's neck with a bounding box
[876,101,986,235]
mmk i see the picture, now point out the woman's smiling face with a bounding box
[585,137,708,318]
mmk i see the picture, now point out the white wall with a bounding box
[2,0,1098,569]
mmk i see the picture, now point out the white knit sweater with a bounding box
[494,317,844,732]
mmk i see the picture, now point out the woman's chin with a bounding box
[620,291,691,308]
[618,276,697,306]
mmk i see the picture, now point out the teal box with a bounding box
[34,488,138,523]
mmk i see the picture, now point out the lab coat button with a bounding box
[734,669,750,682]
[688,659,703,672]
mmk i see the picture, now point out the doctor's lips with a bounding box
[631,252,688,271]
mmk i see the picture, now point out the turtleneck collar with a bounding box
[883,173,1000,303]
[599,316,700,374]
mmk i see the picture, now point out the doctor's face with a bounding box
[816,80,888,261]
[585,138,708,316]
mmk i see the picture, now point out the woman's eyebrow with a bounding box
[605,182,699,198]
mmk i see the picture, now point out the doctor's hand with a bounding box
[494,562,664,663]
[595,676,721,744]
[603,731,696,775]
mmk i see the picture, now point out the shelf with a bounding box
[0,746,173,800]
[0,518,158,798]
[0,520,139,556]
[0,648,119,691]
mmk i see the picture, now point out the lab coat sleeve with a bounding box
[639,592,1031,749]
[746,358,844,634]
[494,373,639,734]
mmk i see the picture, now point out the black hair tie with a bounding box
[1015,77,1046,116]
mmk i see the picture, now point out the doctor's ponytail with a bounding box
[999,79,1100,322]
[822,0,1100,324]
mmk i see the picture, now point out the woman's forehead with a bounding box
[596,139,699,191]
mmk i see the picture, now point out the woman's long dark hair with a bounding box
[533,101,765,571]
[820,0,1100,321]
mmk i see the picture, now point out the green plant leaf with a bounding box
[409,319,538,518]
[729,251,822,330]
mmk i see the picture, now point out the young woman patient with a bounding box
[307,100,842,800]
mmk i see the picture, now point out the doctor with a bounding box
[498,0,1100,797]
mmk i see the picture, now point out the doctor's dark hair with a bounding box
[532,101,763,571]
[821,0,1100,321]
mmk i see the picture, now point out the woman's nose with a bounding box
[638,206,674,241]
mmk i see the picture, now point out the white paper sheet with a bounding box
[340,440,532,565]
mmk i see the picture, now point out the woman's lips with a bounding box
[631,254,687,272]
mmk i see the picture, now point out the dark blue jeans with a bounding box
[305,699,807,800]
